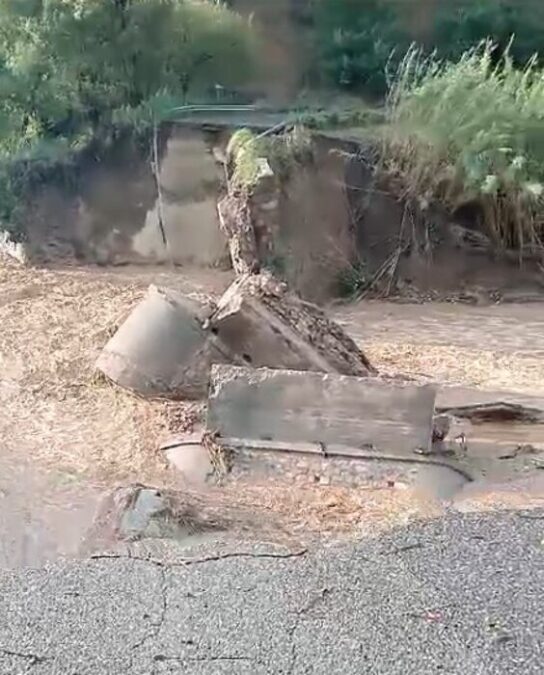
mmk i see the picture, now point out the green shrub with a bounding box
[313,0,404,96]
[312,0,544,96]
[228,126,313,189]
[383,43,544,250]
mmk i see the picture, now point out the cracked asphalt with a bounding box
[0,511,543,674]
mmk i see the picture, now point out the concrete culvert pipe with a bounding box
[96,285,233,399]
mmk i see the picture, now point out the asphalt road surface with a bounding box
[0,510,542,674]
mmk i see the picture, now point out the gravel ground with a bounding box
[0,510,542,675]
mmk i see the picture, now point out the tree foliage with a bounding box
[313,0,403,95]
[313,0,544,95]
[0,0,255,155]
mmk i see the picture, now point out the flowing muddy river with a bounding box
[1,264,544,568]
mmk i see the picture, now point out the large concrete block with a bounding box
[207,365,436,455]
[96,285,234,399]
[206,273,373,376]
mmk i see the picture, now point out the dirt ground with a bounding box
[1,256,544,486]
[336,300,544,395]
[1,256,544,565]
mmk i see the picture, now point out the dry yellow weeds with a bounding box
[1,253,541,535]
[0,257,225,484]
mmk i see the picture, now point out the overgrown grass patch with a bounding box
[382,43,544,252]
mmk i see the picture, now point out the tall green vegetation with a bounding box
[0,0,255,233]
[313,0,544,95]
[383,44,544,251]
[0,0,255,152]
[313,0,402,95]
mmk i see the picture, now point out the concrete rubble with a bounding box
[95,154,443,482]
[217,193,260,275]
[205,271,374,376]
[97,273,374,397]
[96,285,235,399]
[207,364,437,457]
[80,485,230,556]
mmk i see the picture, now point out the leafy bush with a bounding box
[312,0,544,96]
[227,126,313,189]
[383,43,544,250]
[313,0,403,96]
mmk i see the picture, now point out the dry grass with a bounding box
[366,342,542,394]
[0,257,226,485]
[222,482,443,540]
[1,255,541,542]
[145,482,444,547]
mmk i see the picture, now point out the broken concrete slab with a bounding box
[207,365,437,456]
[206,272,374,376]
[437,401,544,424]
[436,386,544,417]
[96,285,235,399]
[80,485,229,555]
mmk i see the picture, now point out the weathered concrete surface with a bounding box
[207,365,436,455]
[0,511,542,674]
[207,273,373,376]
[96,286,233,399]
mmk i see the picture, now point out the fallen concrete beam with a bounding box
[207,365,436,456]
[205,272,374,377]
[96,285,235,399]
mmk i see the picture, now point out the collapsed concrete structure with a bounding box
[96,286,234,399]
[96,142,439,474]
[96,271,374,399]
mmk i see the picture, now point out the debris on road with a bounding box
[81,484,230,556]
